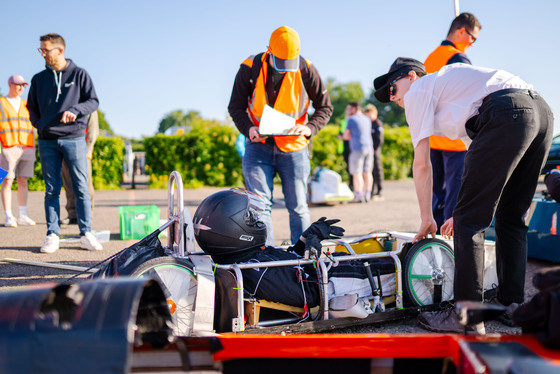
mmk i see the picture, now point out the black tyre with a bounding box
[402,239,455,306]
[131,256,197,336]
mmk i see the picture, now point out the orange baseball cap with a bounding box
[268,26,300,72]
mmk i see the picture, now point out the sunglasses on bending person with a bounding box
[389,74,408,97]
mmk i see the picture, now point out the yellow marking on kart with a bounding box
[335,238,385,253]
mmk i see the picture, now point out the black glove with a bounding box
[301,217,345,241]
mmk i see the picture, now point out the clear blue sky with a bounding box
[2,0,558,138]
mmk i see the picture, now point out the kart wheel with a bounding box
[130,256,197,336]
[403,239,454,306]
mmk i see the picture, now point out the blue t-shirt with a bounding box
[346,113,373,152]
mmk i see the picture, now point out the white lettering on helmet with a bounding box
[239,235,254,241]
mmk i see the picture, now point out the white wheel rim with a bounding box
[139,264,197,336]
[408,244,454,305]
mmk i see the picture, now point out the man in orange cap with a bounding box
[228,26,333,246]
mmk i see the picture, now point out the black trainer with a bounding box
[487,298,520,327]
[418,308,486,334]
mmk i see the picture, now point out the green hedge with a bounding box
[27,137,124,191]
[382,126,414,180]
[92,137,125,189]
[21,126,411,191]
[143,123,413,187]
[144,123,243,188]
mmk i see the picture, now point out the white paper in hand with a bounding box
[258,104,296,136]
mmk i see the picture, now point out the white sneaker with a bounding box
[4,216,17,227]
[17,215,36,226]
[40,234,60,253]
[80,232,103,251]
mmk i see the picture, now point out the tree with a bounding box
[326,79,365,125]
[97,109,114,135]
[158,110,202,134]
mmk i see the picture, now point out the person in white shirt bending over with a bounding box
[373,57,553,334]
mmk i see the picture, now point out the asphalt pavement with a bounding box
[0,175,554,334]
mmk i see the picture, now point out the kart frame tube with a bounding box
[168,171,186,257]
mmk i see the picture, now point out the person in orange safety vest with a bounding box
[424,12,481,232]
[228,26,333,245]
[0,75,36,227]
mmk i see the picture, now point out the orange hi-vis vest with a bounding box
[424,44,467,152]
[243,52,310,153]
[0,96,34,148]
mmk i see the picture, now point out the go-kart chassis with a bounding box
[153,172,459,336]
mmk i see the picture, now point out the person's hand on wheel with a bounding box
[412,218,437,243]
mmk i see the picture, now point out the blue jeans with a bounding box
[243,141,311,245]
[39,138,92,236]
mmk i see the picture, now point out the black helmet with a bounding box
[193,188,267,257]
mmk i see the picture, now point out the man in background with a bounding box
[343,102,373,203]
[364,104,384,200]
[337,117,352,191]
[0,75,36,227]
[424,12,481,232]
[27,33,102,253]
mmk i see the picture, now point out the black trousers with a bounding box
[453,89,554,303]
[372,146,384,195]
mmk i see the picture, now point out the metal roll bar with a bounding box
[167,171,185,257]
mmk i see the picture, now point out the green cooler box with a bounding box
[119,205,160,240]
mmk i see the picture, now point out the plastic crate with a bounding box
[119,205,160,240]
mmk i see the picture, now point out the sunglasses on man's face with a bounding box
[465,28,477,44]
[389,74,408,97]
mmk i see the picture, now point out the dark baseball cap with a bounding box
[374,57,426,103]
